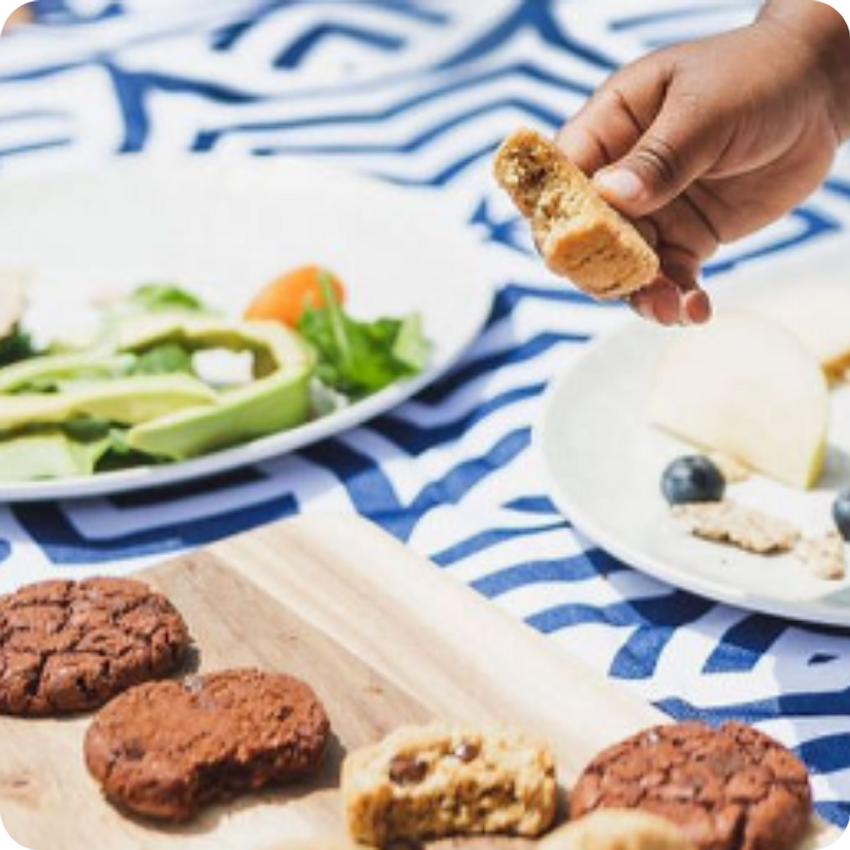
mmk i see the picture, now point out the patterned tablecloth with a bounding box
[1,0,850,829]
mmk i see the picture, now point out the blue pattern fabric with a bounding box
[2,0,850,828]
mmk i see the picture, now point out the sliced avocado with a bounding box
[126,319,313,460]
[0,351,134,394]
[0,431,112,481]
[0,374,217,432]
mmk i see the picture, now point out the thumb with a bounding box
[592,100,719,217]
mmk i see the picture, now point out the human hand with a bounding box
[557,0,850,325]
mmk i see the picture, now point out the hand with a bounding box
[557,0,850,325]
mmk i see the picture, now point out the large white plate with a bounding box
[0,157,492,501]
[537,242,850,627]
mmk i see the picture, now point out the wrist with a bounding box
[759,0,850,141]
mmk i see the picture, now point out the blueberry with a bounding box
[662,456,726,505]
[833,490,850,541]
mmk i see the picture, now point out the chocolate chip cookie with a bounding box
[570,722,812,850]
[0,577,189,716]
[342,722,557,845]
[84,669,330,822]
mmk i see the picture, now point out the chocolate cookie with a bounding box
[84,669,331,822]
[570,722,812,850]
[0,577,189,716]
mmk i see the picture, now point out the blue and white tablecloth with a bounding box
[1,0,850,828]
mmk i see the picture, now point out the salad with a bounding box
[0,266,429,482]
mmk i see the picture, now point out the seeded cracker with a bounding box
[794,532,847,581]
[672,501,800,554]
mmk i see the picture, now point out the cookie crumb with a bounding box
[794,532,846,581]
[672,501,799,554]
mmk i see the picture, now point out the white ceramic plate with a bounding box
[0,157,493,501]
[537,242,850,627]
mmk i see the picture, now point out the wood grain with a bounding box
[0,515,839,849]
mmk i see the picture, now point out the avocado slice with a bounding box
[0,374,217,432]
[0,431,113,481]
[124,318,313,461]
[0,351,134,394]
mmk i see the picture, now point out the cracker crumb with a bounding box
[794,532,846,581]
[672,501,800,555]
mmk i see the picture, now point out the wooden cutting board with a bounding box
[0,515,839,850]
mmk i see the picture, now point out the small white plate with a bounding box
[0,157,493,501]
[537,243,850,627]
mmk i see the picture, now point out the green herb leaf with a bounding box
[129,284,208,314]
[297,273,430,399]
[0,327,37,368]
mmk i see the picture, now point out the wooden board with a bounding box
[0,515,839,849]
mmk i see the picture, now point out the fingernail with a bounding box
[594,169,644,202]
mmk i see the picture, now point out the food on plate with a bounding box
[794,532,847,581]
[119,317,313,461]
[0,274,430,481]
[84,669,330,822]
[244,265,346,328]
[539,809,694,850]
[296,273,429,400]
[750,284,850,377]
[570,721,813,850]
[832,490,850,541]
[493,127,659,298]
[0,578,189,716]
[661,456,726,506]
[0,270,36,367]
[672,501,800,555]
[341,721,557,845]
[648,312,829,489]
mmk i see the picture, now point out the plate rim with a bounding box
[534,319,850,629]
[0,155,494,502]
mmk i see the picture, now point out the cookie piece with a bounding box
[540,809,694,850]
[84,669,330,822]
[672,502,800,554]
[0,577,189,716]
[570,722,813,850]
[794,532,846,581]
[493,127,659,298]
[342,722,557,845]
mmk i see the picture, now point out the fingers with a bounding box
[593,90,726,218]
[626,236,713,326]
[556,54,674,175]
[627,278,711,326]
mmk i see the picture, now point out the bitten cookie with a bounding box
[84,669,330,822]
[570,722,813,850]
[540,809,695,850]
[342,722,557,845]
[493,127,659,298]
[0,577,189,716]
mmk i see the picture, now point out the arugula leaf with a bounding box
[0,327,37,368]
[297,273,430,399]
[130,343,193,376]
[129,284,208,314]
